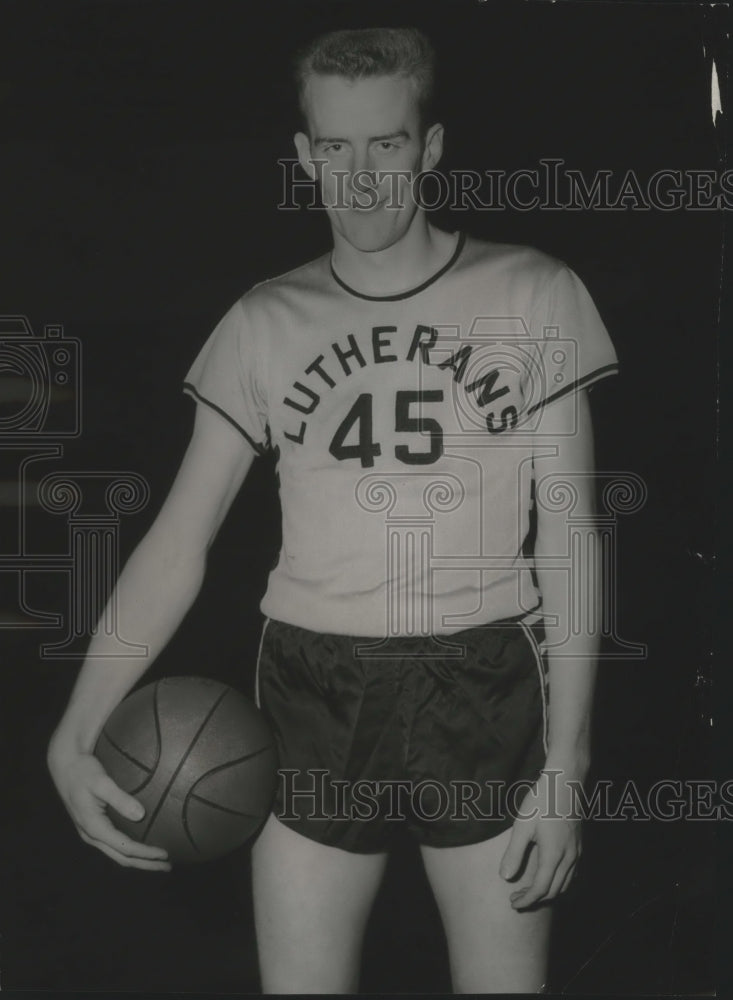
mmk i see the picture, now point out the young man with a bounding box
[48,27,618,994]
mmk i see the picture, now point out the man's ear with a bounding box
[421,122,444,172]
[294,131,316,179]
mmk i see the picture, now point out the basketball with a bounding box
[94,676,278,865]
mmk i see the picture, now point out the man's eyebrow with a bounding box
[371,130,410,143]
[312,129,410,146]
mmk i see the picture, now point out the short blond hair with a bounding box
[294,27,436,134]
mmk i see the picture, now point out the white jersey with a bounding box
[183,232,619,637]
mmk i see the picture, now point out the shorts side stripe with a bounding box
[254,617,270,709]
[519,620,548,754]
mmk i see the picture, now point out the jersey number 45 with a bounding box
[329,390,444,468]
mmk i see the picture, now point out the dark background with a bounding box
[0,0,724,995]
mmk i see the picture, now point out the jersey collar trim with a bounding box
[329,230,467,302]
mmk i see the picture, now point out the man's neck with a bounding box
[330,218,458,297]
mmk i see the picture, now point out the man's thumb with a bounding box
[122,797,145,822]
[500,824,529,880]
[100,776,145,822]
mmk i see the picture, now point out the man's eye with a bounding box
[377,142,396,151]
[326,143,344,153]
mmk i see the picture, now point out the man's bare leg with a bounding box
[252,814,388,994]
[420,827,551,993]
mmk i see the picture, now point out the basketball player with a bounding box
[48,27,619,993]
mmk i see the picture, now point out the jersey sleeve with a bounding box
[522,264,619,418]
[182,299,269,455]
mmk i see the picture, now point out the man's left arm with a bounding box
[501,386,600,908]
[537,385,599,779]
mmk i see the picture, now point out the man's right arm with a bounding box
[47,402,258,870]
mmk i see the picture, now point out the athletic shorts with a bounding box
[255,615,548,853]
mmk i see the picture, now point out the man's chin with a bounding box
[337,222,403,254]
[349,238,395,253]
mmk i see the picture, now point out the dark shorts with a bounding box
[255,615,548,853]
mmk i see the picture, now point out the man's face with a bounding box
[294,73,442,253]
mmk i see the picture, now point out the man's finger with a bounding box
[90,839,172,872]
[558,861,578,896]
[499,821,532,880]
[81,815,169,861]
[94,776,146,823]
[510,852,560,909]
[543,856,576,901]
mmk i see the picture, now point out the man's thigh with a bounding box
[420,826,551,994]
[252,814,388,994]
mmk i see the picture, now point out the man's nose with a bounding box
[350,148,377,187]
